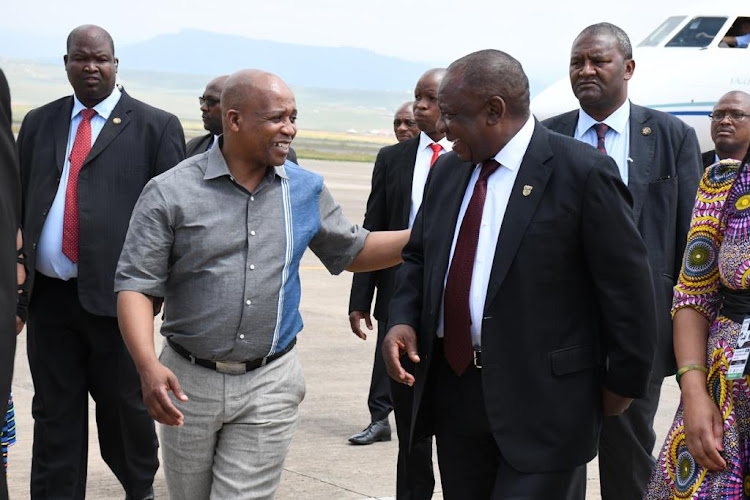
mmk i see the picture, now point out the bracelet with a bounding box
[675,364,707,385]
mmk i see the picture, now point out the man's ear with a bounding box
[225,109,241,131]
[486,95,506,126]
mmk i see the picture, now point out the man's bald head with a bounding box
[67,24,115,56]
[393,101,418,142]
[711,90,750,161]
[200,74,230,135]
[222,69,297,171]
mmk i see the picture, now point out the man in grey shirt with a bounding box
[116,69,409,499]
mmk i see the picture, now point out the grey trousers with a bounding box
[159,343,306,500]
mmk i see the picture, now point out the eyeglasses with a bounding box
[198,95,220,107]
[708,111,750,122]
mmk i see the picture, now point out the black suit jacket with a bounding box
[185,132,213,158]
[0,68,19,500]
[388,123,657,473]
[186,132,299,164]
[349,137,419,319]
[17,88,185,318]
[542,104,702,377]
[702,150,717,169]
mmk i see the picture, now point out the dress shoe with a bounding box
[348,417,391,445]
[125,486,154,500]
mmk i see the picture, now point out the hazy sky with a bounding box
[4,0,736,72]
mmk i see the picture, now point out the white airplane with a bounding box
[531,12,750,152]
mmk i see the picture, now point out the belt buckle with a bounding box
[473,349,482,369]
[215,361,247,375]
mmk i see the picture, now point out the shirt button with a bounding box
[250,196,255,201]
[246,299,251,305]
[250,230,256,236]
[250,264,255,270]
[239,334,245,339]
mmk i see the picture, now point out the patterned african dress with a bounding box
[645,159,750,499]
[1,395,15,471]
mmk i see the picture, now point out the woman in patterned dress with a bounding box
[646,158,750,498]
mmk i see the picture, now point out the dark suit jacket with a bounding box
[17,88,185,318]
[702,150,717,169]
[349,137,418,319]
[0,68,19,500]
[186,132,299,164]
[185,132,213,158]
[542,104,702,377]
[388,123,657,473]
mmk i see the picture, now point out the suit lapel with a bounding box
[84,91,132,167]
[54,98,74,173]
[397,139,419,225]
[627,104,653,224]
[484,124,555,310]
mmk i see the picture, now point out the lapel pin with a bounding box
[641,126,651,136]
[112,117,122,124]
[522,185,533,197]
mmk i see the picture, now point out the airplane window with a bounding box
[665,17,727,47]
[719,17,750,48]
[638,16,687,47]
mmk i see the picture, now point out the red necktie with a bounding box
[429,143,443,167]
[62,108,96,262]
[443,159,500,375]
[593,123,608,154]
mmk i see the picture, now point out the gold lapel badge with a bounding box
[641,126,651,136]
[522,185,533,197]
[113,117,122,124]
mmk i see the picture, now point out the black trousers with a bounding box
[598,376,663,500]
[431,342,586,500]
[27,274,157,499]
[368,320,434,499]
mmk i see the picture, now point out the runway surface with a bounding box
[6,158,681,499]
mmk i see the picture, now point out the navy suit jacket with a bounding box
[349,137,418,320]
[389,122,657,472]
[543,103,702,377]
[17,88,185,318]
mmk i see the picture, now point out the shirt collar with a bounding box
[418,130,452,152]
[71,86,122,121]
[204,136,289,181]
[489,114,535,171]
[576,99,630,137]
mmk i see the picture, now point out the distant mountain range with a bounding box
[0,29,436,92]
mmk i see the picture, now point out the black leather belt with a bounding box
[166,337,296,375]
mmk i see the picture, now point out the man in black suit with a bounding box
[0,67,20,500]
[383,49,657,499]
[348,68,448,499]
[542,22,702,500]
[16,25,185,499]
[186,75,298,163]
[186,75,228,157]
[701,90,750,168]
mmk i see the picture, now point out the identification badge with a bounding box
[728,316,750,380]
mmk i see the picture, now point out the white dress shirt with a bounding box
[437,115,535,347]
[36,87,122,280]
[575,99,631,185]
[409,132,452,228]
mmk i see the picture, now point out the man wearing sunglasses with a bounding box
[702,91,750,168]
[187,75,298,164]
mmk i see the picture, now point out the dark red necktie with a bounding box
[62,108,96,262]
[429,143,443,167]
[443,159,500,375]
[593,122,608,154]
